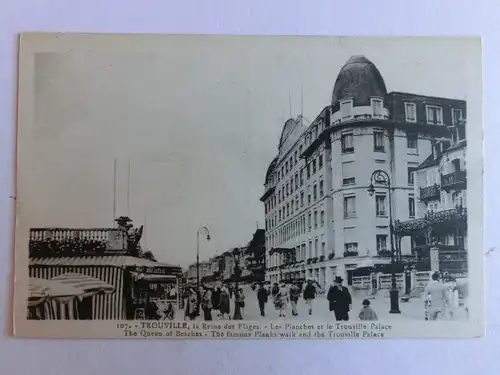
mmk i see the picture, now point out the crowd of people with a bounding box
[253,276,368,321]
[178,271,465,322]
[180,276,376,322]
[183,283,246,321]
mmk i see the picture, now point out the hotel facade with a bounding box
[260,55,466,288]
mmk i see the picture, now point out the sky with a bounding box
[23,36,477,267]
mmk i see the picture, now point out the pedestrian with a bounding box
[358,299,378,321]
[235,288,246,319]
[271,283,279,298]
[212,286,222,318]
[424,271,449,321]
[219,286,231,319]
[289,282,301,316]
[184,287,199,321]
[444,275,459,320]
[303,279,317,315]
[201,284,213,321]
[257,283,269,317]
[327,276,352,321]
[275,283,289,318]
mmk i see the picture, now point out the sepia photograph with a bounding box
[13,34,483,338]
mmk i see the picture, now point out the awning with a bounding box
[30,255,182,275]
[29,278,50,299]
[269,247,294,255]
[51,273,115,297]
[28,277,85,305]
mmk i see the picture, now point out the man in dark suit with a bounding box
[327,276,352,321]
[257,283,269,317]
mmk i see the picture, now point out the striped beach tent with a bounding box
[28,278,51,307]
[29,277,84,300]
[51,272,115,298]
[28,277,85,319]
[29,278,50,299]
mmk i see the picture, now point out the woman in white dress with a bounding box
[277,284,289,318]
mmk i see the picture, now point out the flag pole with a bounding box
[113,158,117,226]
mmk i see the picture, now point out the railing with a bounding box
[30,228,123,241]
[394,207,467,235]
[332,114,390,125]
[441,170,466,189]
[29,227,128,256]
[419,184,441,201]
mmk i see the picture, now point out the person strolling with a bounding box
[424,271,449,321]
[257,283,269,317]
[327,276,352,321]
[201,284,213,321]
[303,279,317,315]
[358,299,378,321]
[289,282,301,316]
[234,288,245,320]
[219,286,231,320]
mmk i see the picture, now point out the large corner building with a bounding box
[260,55,466,288]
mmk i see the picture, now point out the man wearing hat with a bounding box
[327,276,352,321]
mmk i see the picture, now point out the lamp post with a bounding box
[197,226,211,290]
[367,169,401,314]
[232,247,243,320]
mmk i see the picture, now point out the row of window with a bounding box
[344,234,389,255]
[268,239,327,267]
[340,132,419,154]
[266,205,327,246]
[266,104,463,187]
[343,194,416,219]
[267,233,395,268]
[266,215,306,249]
[404,103,463,126]
[425,191,467,213]
[339,98,384,120]
[267,189,416,232]
[265,175,326,226]
[340,162,416,188]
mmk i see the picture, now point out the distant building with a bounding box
[244,229,266,282]
[261,55,466,287]
[187,229,266,284]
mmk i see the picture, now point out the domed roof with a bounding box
[331,55,387,106]
[265,156,278,184]
[279,118,299,146]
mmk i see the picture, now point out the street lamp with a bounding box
[232,247,243,320]
[368,169,401,314]
[197,226,211,290]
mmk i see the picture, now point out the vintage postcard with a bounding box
[14,34,483,339]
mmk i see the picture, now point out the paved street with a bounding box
[180,285,468,322]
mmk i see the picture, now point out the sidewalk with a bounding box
[175,285,467,322]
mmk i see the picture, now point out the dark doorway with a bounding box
[78,297,93,320]
[346,270,353,286]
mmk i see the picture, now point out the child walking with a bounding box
[358,299,378,321]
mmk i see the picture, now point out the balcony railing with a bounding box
[29,227,128,256]
[394,207,467,235]
[419,184,440,201]
[441,170,466,190]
